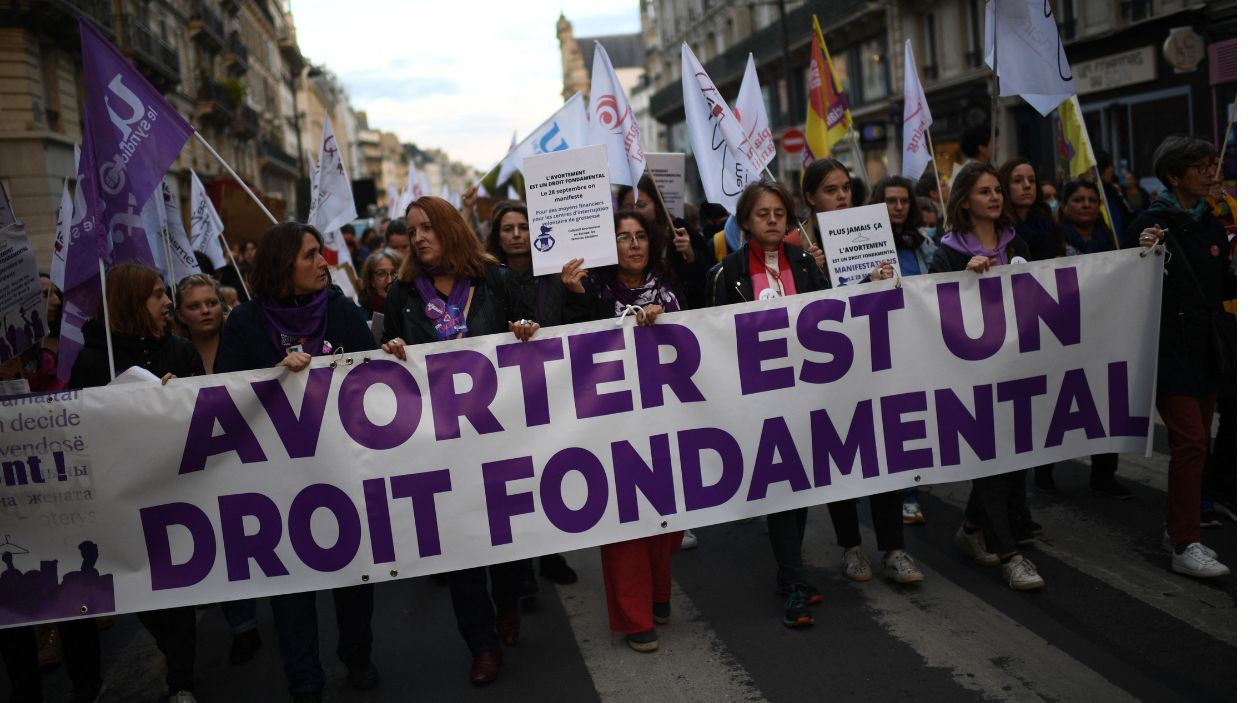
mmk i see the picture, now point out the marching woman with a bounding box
[356,247,403,320]
[173,273,266,665]
[1126,136,1232,578]
[709,181,830,628]
[617,174,711,310]
[70,263,201,702]
[808,177,929,586]
[215,222,380,703]
[800,163,915,585]
[380,196,538,686]
[559,210,682,652]
[930,163,1045,590]
[483,200,580,587]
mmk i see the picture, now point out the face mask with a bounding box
[1046,199,1059,213]
[918,226,937,240]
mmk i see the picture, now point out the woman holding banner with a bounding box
[380,196,537,686]
[482,201,580,592]
[558,209,681,653]
[1126,136,1231,579]
[215,222,380,703]
[708,181,831,628]
[70,262,201,701]
[617,174,711,311]
[930,163,1045,591]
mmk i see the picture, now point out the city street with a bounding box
[15,443,1236,702]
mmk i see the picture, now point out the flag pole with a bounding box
[1215,109,1235,184]
[161,225,178,309]
[989,2,1000,164]
[924,128,948,218]
[642,165,682,243]
[220,232,252,300]
[96,259,116,382]
[1070,95,1120,249]
[194,132,278,225]
[764,165,815,249]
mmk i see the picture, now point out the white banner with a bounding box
[0,250,1162,627]
[522,144,617,276]
[817,203,900,287]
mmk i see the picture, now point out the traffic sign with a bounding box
[780,128,805,154]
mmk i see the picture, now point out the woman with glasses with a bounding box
[358,248,402,318]
[1126,137,1232,579]
[559,210,682,653]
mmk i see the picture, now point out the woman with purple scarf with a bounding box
[215,222,379,703]
[380,196,538,687]
[930,162,1045,592]
[557,210,681,653]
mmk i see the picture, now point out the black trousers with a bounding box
[0,619,100,703]
[445,562,527,656]
[828,491,905,552]
[271,585,373,696]
[965,470,1030,555]
[136,607,197,693]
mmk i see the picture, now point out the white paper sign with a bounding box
[0,221,45,363]
[522,145,617,276]
[645,152,686,213]
[816,203,900,287]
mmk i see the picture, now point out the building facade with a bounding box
[641,0,1235,199]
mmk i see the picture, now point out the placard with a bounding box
[0,219,45,363]
[523,145,617,276]
[816,203,900,287]
[645,152,686,212]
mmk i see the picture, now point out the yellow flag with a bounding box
[1058,96,1114,232]
[803,16,853,167]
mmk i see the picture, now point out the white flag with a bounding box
[985,0,1076,116]
[420,173,432,199]
[157,181,202,285]
[497,94,590,184]
[189,171,227,270]
[735,54,776,171]
[403,161,423,210]
[51,177,73,292]
[681,43,759,211]
[309,115,356,265]
[901,40,934,181]
[440,183,452,202]
[386,184,403,220]
[506,184,521,201]
[586,42,646,187]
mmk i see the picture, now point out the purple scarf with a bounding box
[940,227,1017,266]
[602,274,681,317]
[261,289,330,356]
[415,271,471,341]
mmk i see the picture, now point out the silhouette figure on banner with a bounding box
[0,535,116,626]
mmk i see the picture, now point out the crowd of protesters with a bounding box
[0,131,1234,703]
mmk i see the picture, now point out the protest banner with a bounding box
[0,218,45,363]
[816,204,900,287]
[0,250,1162,628]
[522,144,616,276]
[644,153,686,212]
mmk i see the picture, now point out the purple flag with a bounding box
[59,20,195,380]
[80,19,193,267]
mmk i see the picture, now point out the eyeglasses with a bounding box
[615,233,648,244]
[372,270,398,281]
[1188,162,1218,175]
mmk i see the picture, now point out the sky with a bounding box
[290,1,642,172]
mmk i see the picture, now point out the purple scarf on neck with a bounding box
[415,269,472,341]
[260,289,330,356]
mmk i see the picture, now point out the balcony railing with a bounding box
[195,80,234,127]
[234,104,260,139]
[188,0,225,51]
[5,0,116,44]
[1120,0,1152,22]
[124,20,181,92]
[261,138,299,175]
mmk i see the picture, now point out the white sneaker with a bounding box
[1171,543,1230,578]
[841,545,872,581]
[169,692,197,703]
[1001,555,1045,590]
[954,526,1000,566]
[681,530,698,550]
[1162,529,1217,559]
[882,551,925,584]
